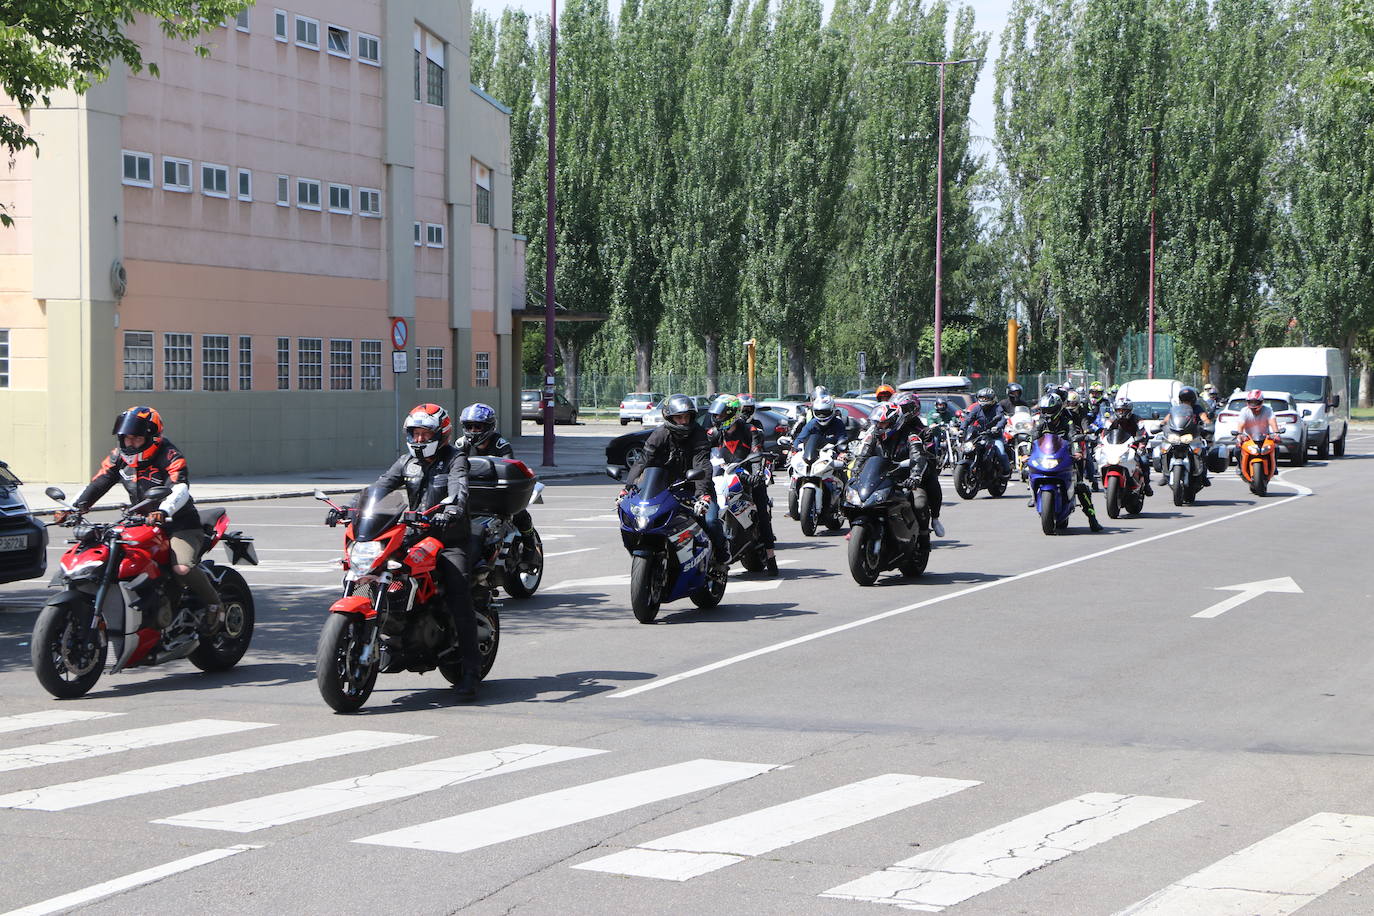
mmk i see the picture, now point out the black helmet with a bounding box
[1038,393,1063,416]
[1006,383,1023,400]
[660,394,697,438]
[934,396,949,410]
[1178,386,1197,405]
[976,387,996,406]
[112,406,164,462]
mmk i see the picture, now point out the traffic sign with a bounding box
[390,318,409,351]
[857,351,867,373]
[392,350,408,374]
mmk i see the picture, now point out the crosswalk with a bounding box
[3,710,1374,914]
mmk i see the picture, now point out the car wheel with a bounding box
[1316,433,1329,460]
[620,418,629,426]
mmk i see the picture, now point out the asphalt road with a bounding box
[2,435,1374,915]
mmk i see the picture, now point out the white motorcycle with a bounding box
[1008,407,1036,482]
[1094,428,1149,518]
[711,450,770,572]
[780,436,847,536]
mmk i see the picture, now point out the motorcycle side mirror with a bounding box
[685,469,706,481]
[313,488,329,501]
[140,486,173,508]
[531,481,545,504]
[45,486,67,503]
[325,509,339,527]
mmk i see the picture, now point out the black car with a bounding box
[0,459,48,584]
[604,407,794,479]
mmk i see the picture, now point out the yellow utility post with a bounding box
[746,338,757,396]
[1007,318,1019,384]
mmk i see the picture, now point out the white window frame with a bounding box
[238,335,253,391]
[425,347,445,389]
[123,331,154,392]
[122,150,153,188]
[202,334,230,391]
[162,156,192,192]
[413,222,422,246]
[164,332,193,391]
[201,162,230,199]
[426,223,445,248]
[295,15,320,50]
[274,9,288,42]
[326,24,351,58]
[297,178,322,211]
[276,336,291,390]
[358,33,381,66]
[328,183,352,214]
[276,174,290,206]
[360,340,383,391]
[329,339,353,390]
[474,351,491,387]
[358,187,381,217]
[298,337,323,390]
[0,328,9,389]
[234,9,250,32]
[237,168,252,201]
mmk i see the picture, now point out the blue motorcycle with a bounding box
[1027,432,1103,535]
[617,467,727,623]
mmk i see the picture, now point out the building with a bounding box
[0,0,525,483]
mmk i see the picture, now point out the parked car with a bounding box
[604,406,794,479]
[0,459,48,585]
[642,396,712,427]
[521,389,578,425]
[618,392,666,425]
[1245,346,1349,458]
[1215,391,1308,464]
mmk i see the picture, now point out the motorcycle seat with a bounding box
[199,507,226,538]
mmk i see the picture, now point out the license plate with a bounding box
[0,535,27,552]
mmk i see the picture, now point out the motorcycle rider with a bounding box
[457,402,538,564]
[1086,382,1112,427]
[623,394,728,570]
[1103,396,1153,496]
[793,393,849,450]
[372,404,483,699]
[959,387,1012,478]
[998,382,1029,417]
[1202,383,1225,416]
[1032,393,1103,530]
[708,395,777,575]
[788,385,832,439]
[57,406,224,629]
[1236,389,1281,442]
[854,399,946,538]
[874,384,896,403]
[1176,386,1213,488]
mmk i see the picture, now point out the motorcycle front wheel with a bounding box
[1171,466,1186,507]
[953,465,979,500]
[1250,464,1268,497]
[1105,478,1122,519]
[504,530,544,599]
[1039,494,1057,536]
[316,614,379,713]
[189,568,255,672]
[31,599,107,699]
[847,523,882,586]
[799,488,818,537]
[630,553,665,623]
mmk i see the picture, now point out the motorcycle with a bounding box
[616,467,726,623]
[780,436,846,536]
[953,426,1010,500]
[312,462,532,711]
[841,452,932,586]
[475,472,545,600]
[1005,407,1036,482]
[33,486,258,699]
[1096,428,1149,518]
[1236,432,1279,497]
[1157,405,1208,507]
[1027,432,1100,535]
[712,450,772,570]
[926,421,958,473]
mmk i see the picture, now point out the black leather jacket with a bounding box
[373,443,469,519]
[465,435,515,459]
[625,424,713,497]
[75,439,201,531]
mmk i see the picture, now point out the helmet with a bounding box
[708,394,741,427]
[1246,388,1264,407]
[1114,396,1134,418]
[112,406,164,462]
[660,394,697,438]
[1088,381,1105,400]
[811,394,836,420]
[404,403,452,459]
[874,384,895,402]
[1006,383,1023,401]
[1038,393,1063,416]
[1178,386,1197,405]
[934,396,949,411]
[976,387,996,407]
[1107,384,1120,398]
[871,402,902,438]
[458,402,498,446]
[893,391,921,418]
[738,393,757,419]
[1066,390,1081,405]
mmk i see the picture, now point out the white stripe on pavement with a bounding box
[822,792,1199,911]
[0,711,122,735]
[1115,812,1374,915]
[355,758,779,855]
[543,548,598,559]
[0,720,272,773]
[574,774,979,881]
[0,730,430,811]
[158,744,607,833]
[0,845,260,916]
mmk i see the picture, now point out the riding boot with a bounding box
[1076,483,1104,532]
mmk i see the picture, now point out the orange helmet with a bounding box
[875,384,895,401]
[112,406,164,463]
[404,403,452,458]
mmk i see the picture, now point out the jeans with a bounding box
[701,498,728,561]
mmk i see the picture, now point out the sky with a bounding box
[469,0,1016,162]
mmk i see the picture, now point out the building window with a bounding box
[123,332,153,391]
[474,351,491,387]
[297,178,321,210]
[276,337,290,389]
[329,339,353,390]
[276,175,290,206]
[360,340,382,391]
[122,150,152,187]
[425,347,444,389]
[202,163,229,198]
[358,188,382,217]
[426,58,444,106]
[414,49,421,101]
[327,25,350,57]
[0,329,9,388]
[274,9,288,41]
[328,183,351,214]
[237,169,252,201]
[202,334,230,391]
[162,157,192,192]
[475,186,491,226]
[238,336,252,390]
[426,223,445,248]
[414,347,422,389]
[235,9,250,32]
[298,338,322,390]
[358,33,380,66]
[164,333,193,391]
[413,222,422,246]
[295,15,319,49]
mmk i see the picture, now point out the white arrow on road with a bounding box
[1193,577,1303,619]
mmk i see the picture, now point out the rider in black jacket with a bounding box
[458,402,535,544]
[708,395,777,574]
[961,387,1012,477]
[372,403,482,699]
[854,397,947,538]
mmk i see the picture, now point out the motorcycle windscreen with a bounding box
[852,455,895,501]
[1031,432,1068,459]
[1166,405,1199,435]
[1102,427,1134,446]
[352,485,408,541]
[802,437,822,464]
[635,467,675,501]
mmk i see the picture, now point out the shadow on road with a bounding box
[348,668,657,712]
[660,600,813,625]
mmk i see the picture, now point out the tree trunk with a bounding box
[1208,353,1224,392]
[786,340,805,395]
[803,361,816,394]
[1098,351,1117,387]
[703,332,720,396]
[1359,360,1371,409]
[556,337,581,405]
[634,337,653,392]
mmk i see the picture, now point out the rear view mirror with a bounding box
[1331,395,1341,408]
[314,489,329,501]
[45,486,67,503]
[685,469,706,481]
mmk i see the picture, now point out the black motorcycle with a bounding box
[952,427,1010,500]
[841,453,932,586]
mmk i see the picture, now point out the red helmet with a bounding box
[1247,388,1264,405]
[112,406,164,463]
[404,403,452,458]
[871,402,902,438]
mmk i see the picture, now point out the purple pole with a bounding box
[1147,141,1157,380]
[933,62,946,377]
[542,0,557,466]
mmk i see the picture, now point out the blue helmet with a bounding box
[459,402,498,446]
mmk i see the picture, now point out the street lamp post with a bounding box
[542,0,558,466]
[908,57,981,378]
[1142,125,1159,381]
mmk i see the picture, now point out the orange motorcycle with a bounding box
[1236,433,1278,497]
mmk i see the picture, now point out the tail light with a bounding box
[619,402,626,409]
[774,425,786,434]
[507,459,536,479]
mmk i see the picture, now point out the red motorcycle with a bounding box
[33,485,258,698]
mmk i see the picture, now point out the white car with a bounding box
[1214,391,1308,465]
[618,392,666,426]
[642,395,712,427]
[1245,346,1350,458]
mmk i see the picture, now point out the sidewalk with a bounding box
[21,428,612,516]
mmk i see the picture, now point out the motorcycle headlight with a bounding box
[845,487,863,506]
[961,442,976,453]
[1038,458,1059,469]
[1181,434,1194,444]
[348,541,385,572]
[628,503,654,518]
[1167,434,1182,444]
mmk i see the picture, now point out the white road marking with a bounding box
[0,844,261,916]
[543,548,598,559]
[0,711,122,735]
[0,720,272,773]
[615,474,1315,698]
[354,758,779,855]
[0,731,430,811]
[574,774,979,881]
[239,583,336,590]
[822,792,1199,911]
[727,580,784,594]
[158,744,606,832]
[564,514,619,522]
[1193,576,1303,619]
[1116,812,1374,915]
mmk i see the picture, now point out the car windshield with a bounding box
[0,463,18,491]
[352,485,409,541]
[1247,374,1327,403]
[1132,401,1172,420]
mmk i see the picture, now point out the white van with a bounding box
[1116,378,1182,433]
[1245,347,1349,458]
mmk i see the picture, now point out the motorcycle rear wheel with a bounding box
[504,530,544,599]
[1104,478,1122,519]
[189,568,255,672]
[316,613,379,713]
[898,533,930,577]
[439,605,501,683]
[630,553,665,624]
[31,600,107,699]
[690,567,727,609]
[1171,466,1186,507]
[953,465,979,500]
[1040,495,1057,536]
[847,524,882,586]
[799,488,818,537]
[987,474,1007,498]
[739,546,765,573]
